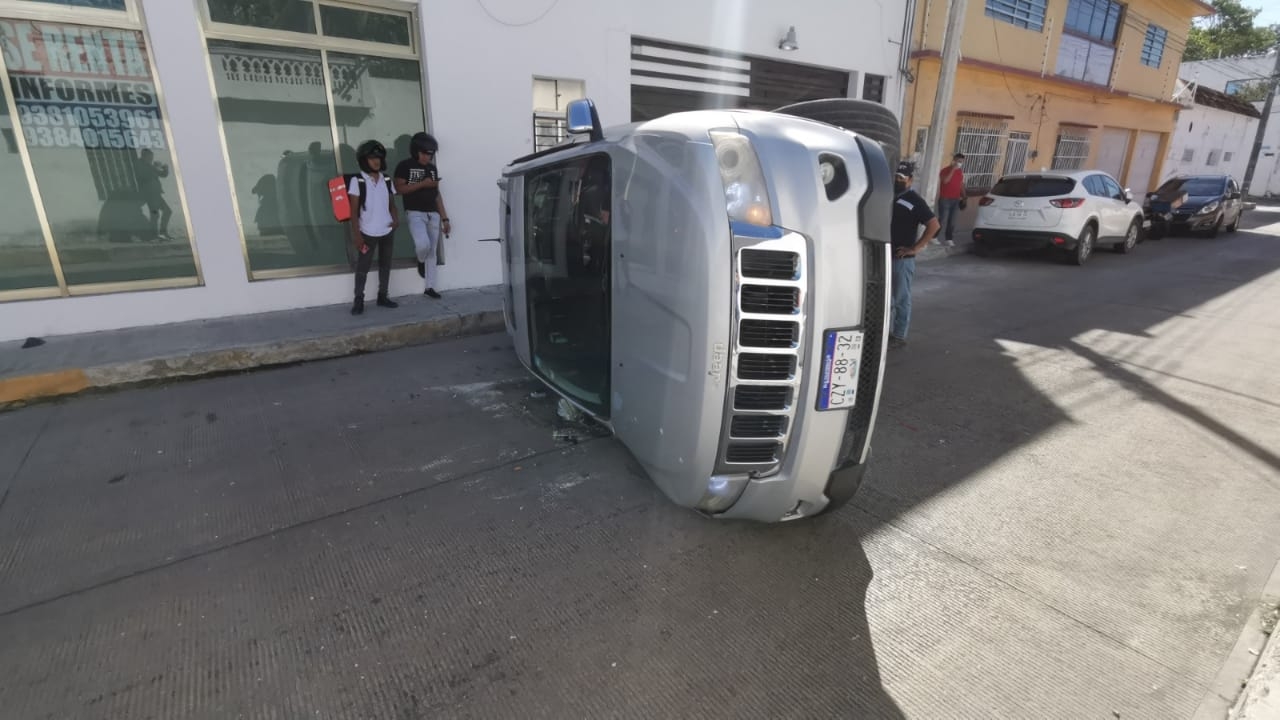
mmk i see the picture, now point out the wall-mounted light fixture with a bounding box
[779,26,798,52]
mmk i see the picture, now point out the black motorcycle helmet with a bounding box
[409,132,438,158]
[356,139,387,173]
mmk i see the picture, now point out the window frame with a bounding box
[1140,23,1167,68]
[0,4,205,301]
[1051,127,1092,171]
[198,0,427,281]
[200,0,419,59]
[862,73,886,104]
[1063,0,1125,46]
[984,0,1048,32]
[520,152,614,420]
[0,0,138,27]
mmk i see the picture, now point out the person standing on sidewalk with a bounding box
[936,152,966,247]
[134,149,173,242]
[348,140,399,315]
[394,132,450,299]
[890,161,941,349]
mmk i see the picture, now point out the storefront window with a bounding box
[0,99,59,293]
[204,1,425,278]
[17,0,126,9]
[0,18,198,289]
[206,0,316,34]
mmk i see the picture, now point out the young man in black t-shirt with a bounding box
[889,161,941,349]
[394,132,450,298]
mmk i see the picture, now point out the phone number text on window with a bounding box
[16,103,167,150]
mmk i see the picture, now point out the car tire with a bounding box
[1227,211,1241,233]
[771,99,901,171]
[1070,224,1095,266]
[1114,219,1139,254]
[1207,215,1223,238]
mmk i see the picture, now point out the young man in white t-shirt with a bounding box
[348,140,400,315]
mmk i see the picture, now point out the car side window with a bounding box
[1102,177,1123,201]
[1083,176,1105,197]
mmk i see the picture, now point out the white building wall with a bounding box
[1178,55,1280,196]
[0,0,907,341]
[1162,104,1259,184]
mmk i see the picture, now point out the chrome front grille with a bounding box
[718,232,808,475]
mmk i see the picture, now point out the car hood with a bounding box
[1177,194,1223,211]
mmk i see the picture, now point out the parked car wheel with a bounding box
[1070,224,1095,266]
[1114,219,1139,254]
[1227,211,1241,233]
[1206,215,1223,238]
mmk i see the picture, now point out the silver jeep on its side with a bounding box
[496,97,898,522]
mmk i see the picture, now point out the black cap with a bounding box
[896,160,916,178]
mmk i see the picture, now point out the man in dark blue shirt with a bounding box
[889,161,940,349]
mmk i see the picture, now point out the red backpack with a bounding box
[329,174,392,222]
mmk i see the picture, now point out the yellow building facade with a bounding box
[903,0,1213,194]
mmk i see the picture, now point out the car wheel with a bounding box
[771,98,901,171]
[1227,211,1241,233]
[1114,219,1139,254]
[1070,224,1095,265]
[1206,215,1223,238]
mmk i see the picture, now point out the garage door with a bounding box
[630,38,852,122]
[1126,131,1162,194]
[1097,128,1130,181]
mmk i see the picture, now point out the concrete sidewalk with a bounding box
[0,286,504,410]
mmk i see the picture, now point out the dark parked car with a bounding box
[1144,174,1244,238]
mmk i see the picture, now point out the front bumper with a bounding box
[973,228,1077,249]
[1169,212,1220,231]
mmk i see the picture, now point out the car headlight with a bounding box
[1198,201,1220,215]
[709,130,773,227]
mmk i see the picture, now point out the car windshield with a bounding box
[991,176,1076,197]
[1160,178,1226,197]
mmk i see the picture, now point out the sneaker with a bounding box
[424,288,441,299]
[417,261,426,278]
[376,295,399,309]
[351,298,364,315]
[888,336,907,349]
[945,239,956,248]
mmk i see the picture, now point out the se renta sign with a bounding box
[0,20,167,151]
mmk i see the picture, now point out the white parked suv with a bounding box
[972,170,1146,265]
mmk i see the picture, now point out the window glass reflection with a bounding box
[208,40,344,272]
[0,19,197,286]
[329,52,424,263]
[18,0,127,9]
[0,98,59,292]
[206,0,317,34]
[523,155,612,417]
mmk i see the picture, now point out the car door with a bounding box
[1101,175,1131,236]
[1083,175,1119,237]
[1226,177,1242,223]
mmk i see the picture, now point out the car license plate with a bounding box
[1008,209,1028,220]
[818,328,864,411]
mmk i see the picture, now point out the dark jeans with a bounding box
[937,198,961,241]
[353,232,394,299]
[145,194,172,238]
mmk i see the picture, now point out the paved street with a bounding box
[2,210,1279,719]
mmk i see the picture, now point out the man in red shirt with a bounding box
[937,152,966,247]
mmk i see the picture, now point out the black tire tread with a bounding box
[771,99,902,170]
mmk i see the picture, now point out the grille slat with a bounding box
[737,353,795,380]
[730,415,788,439]
[740,250,798,280]
[734,386,790,410]
[741,285,799,314]
[725,442,781,464]
[739,320,798,348]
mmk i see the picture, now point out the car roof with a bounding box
[997,170,1108,181]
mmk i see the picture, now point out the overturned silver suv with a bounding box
[496,98,897,522]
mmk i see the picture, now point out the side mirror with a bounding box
[1229,191,1242,200]
[566,99,604,143]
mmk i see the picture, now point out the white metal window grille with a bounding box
[984,0,1048,31]
[532,114,568,153]
[1182,148,1195,163]
[1003,131,1031,176]
[1052,128,1091,170]
[954,116,1007,191]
